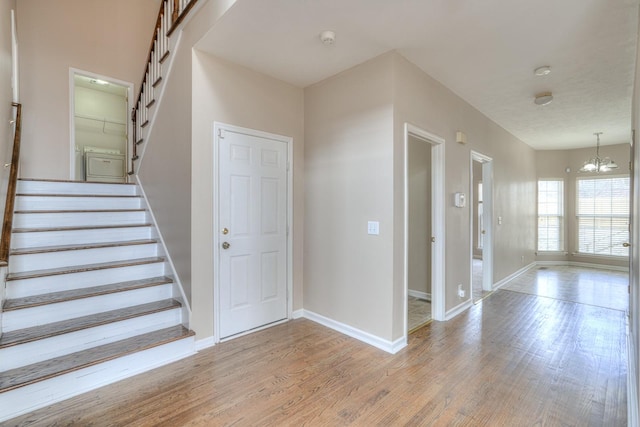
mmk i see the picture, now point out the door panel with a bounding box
[219,130,288,339]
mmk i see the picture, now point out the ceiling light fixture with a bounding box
[534,65,551,76]
[534,92,553,106]
[90,79,109,86]
[319,30,336,46]
[579,132,618,173]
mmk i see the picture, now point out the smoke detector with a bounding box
[319,30,336,46]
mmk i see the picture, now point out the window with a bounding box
[538,180,564,251]
[577,176,629,257]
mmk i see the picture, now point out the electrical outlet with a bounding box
[457,284,465,298]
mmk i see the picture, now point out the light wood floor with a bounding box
[8,267,627,426]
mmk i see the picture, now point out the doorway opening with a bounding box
[213,123,293,342]
[470,151,494,302]
[404,123,445,337]
[69,69,133,182]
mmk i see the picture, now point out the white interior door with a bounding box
[218,128,288,339]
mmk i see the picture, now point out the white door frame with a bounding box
[470,151,494,292]
[68,68,133,180]
[403,123,446,336]
[212,122,293,343]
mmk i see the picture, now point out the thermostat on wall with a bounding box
[454,192,466,208]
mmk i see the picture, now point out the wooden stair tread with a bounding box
[14,209,146,214]
[10,239,158,255]
[6,257,165,281]
[0,299,181,349]
[18,178,136,185]
[0,325,194,393]
[13,223,152,233]
[2,276,173,312]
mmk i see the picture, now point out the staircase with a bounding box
[0,178,195,422]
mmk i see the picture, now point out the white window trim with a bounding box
[537,178,565,252]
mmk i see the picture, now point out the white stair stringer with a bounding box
[0,333,195,423]
[0,179,195,423]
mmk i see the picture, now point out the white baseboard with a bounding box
[536,260,629,272]
[301,309,406,354]
[195,336,216,351]
[493,262,537,290]
[628,322,639,427]
[408,290,431,301]
[445,299,473,321]
[291,309,304,319]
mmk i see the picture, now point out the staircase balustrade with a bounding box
[0,103,22,266]
[130,0,197,175]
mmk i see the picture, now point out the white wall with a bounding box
[74,86,127,152]
[630,10,640,421]
[536,143,630,268]
[16,0,160,179]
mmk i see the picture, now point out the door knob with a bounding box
[623,242,631,248]
[481,230,486,235]
[222,242,230,250]
[222,228,229,235]
[431,236,436,243]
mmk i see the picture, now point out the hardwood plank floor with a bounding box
[7,268,627,426]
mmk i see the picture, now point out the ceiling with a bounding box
[196,0,640,150]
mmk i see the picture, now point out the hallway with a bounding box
[10,266,627,426]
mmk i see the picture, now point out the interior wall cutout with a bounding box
[470,151,494,296]
[404,123,445,337]
[407,134,432,330]
[69,69,133,182]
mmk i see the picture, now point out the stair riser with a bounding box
[12,226,152,249]
[9,244,159,273]
[0,309,182,371]
[16,196,142,211]
[13,211,147,228]
[2,285,173,332]
[0,337,195,423]
[17,181,138,196]
[6,263,166,299]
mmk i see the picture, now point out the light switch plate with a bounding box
[367,221,380,235]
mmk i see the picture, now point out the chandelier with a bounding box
[578,132,618,173]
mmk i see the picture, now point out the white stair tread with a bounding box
[6,257,165,281]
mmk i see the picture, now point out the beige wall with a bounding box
[136,0,238,338]
[1,0,16,204]
[408,135,431,295]
[536,143,630,268]
[305,54,396,340]
[392,53,537,339]
[189,51,304,340]
[16,0,160,179]
[305,52,537,343]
